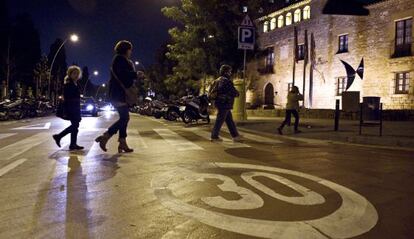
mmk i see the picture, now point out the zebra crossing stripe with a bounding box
[0,133,49,162]
[185,128,250,149]
[154,129,203,151]
[0,158,28,177]
[0,133,17,141]
[127,130,149,149]
[224,129,283,144]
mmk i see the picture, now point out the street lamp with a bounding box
[48,34,79,100]
[95,83,106,99]
[83,70,99,96]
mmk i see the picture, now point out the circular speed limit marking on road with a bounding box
[152,163,378,239]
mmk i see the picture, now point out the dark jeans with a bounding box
[57,120,80,146]
[280,109,299,131]
[108,105,130,139]
[211,109,239,139]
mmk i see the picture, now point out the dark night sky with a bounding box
[7,0,178,85]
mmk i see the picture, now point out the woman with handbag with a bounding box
[53,66,84,150]
[95,40,139,153]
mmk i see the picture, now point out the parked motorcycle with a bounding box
[181,95,210,124]
[0,100,10,121]
[5,99,25,120]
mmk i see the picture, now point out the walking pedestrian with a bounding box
[210,65,242,142]
[278,86,303,135]
[53,66,84,150]
[95,40,139,153]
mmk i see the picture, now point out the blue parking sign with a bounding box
[238,27,255,50]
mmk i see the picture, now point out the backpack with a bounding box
[208,78,221,101]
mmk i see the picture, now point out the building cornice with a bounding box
[257,0,312,22]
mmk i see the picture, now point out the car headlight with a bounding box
[86,104,94,111]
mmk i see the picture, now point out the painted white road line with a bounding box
[0,133,17,141]
[227,130,283,144]
[0,158,28,177]
[128,130,149,149]
[154,129,203,151]
[0,133,49,161]
[13,122,51,130]
[185,128,250,149]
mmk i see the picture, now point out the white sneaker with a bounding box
[232,135,244,143]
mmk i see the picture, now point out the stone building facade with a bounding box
[247,0,414,110]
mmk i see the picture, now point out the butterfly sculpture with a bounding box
[340,58,364,91]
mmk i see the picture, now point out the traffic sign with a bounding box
[238,15,255,50]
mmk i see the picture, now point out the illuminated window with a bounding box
[277,16,284,28]
[395,72,410,94]
[270,18,276,30]
[294,9,301,23]
[286,13,292,26]
[263,21,269,32]
[303,6,311,20]
[336,77,347,96]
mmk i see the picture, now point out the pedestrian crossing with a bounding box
[0,126,284,177]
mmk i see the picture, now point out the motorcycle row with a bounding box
[130,95,211,125]
[0,98,55,121]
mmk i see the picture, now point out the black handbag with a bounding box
[111,68,139,106]
[56,100,69,120]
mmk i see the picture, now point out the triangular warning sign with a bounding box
[241,15,254,27]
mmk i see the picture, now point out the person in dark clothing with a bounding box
[53,66,84,150]
[210,65,242,142]
[95,40,139,153]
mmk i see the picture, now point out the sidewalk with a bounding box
[236,116,414,150]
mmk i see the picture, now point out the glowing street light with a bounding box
[48,33,80,100]
[93,70,99,76]
[70,34,79,42]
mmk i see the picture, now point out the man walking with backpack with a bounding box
[209,65,243,142]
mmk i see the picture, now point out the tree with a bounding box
[10,14,41,96]
[33,55,50,98]
[0,0,10,98]
[161,0,266,96]
[47,38,67,98]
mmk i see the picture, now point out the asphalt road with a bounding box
[0,112,413,239]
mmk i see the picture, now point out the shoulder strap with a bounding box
[111,67,127,92]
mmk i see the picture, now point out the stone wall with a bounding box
[249,0,414,110]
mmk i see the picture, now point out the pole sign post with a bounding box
[234,15,255,121]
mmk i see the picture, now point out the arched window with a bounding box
[286,12,292,26]
[270,18,276,30]
[294,9,301,23]
[303,6,311,20]
[263,21,269,32]
[277,15,284,28]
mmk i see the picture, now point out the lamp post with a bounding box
[83,70,99,96]
[95,84,106,99]
[48,34,79,100]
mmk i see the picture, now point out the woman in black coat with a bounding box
[53,66,84,150]
[95,40,139,153]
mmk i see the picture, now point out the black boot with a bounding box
[52,134,62,148]
[69,131,84,151]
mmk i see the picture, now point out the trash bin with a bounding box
[362,96,381,121]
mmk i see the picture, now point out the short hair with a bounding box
[114,40,133,55]
[219,64,232,76]
[65,65,82,83]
